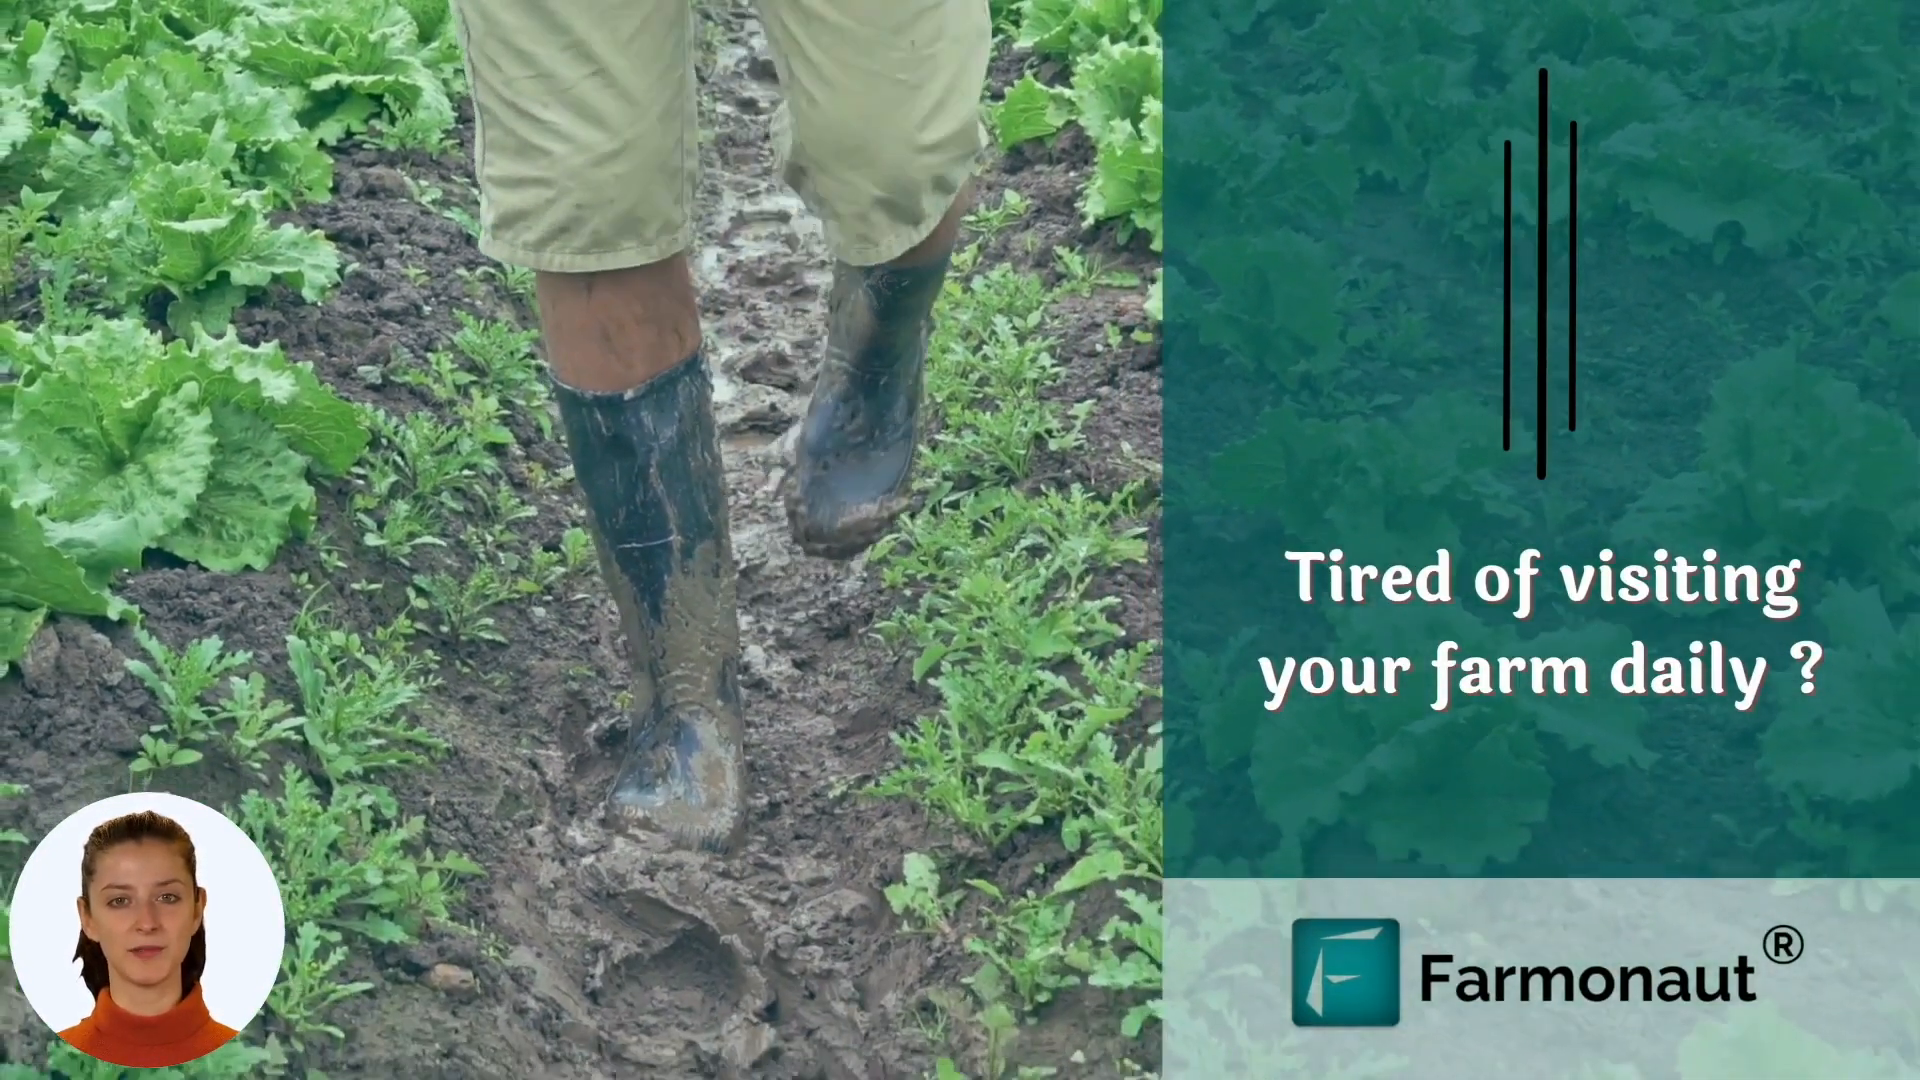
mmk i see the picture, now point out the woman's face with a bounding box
[76,840,205,993]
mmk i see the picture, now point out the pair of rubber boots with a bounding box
[552,254,950,854]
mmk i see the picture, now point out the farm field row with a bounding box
[3,0,1164,1077]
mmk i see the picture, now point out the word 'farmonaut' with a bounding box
[1421,954,1759,1003]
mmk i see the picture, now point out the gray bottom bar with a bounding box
[1166,879,1919,1079]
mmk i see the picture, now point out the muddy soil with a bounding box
[1,7,1160,1079]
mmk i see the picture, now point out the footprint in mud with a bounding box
[504,821,885,1079]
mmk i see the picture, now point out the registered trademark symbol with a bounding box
[1763,924,1804,964]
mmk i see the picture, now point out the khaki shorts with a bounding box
[451,0,993,272]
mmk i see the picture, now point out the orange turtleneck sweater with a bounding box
[59,982,240,1068]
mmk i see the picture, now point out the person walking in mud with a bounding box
[446,1,993,854]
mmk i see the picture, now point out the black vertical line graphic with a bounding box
[1536,67,1549,479]
[1503,141,1513,451]
[1568,120,1579,432]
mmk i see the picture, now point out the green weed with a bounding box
[866,193,1164,1077]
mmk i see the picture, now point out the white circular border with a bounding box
[7,791,286,1033]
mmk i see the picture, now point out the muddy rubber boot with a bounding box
[784,254,951,560]
[555,351,748,854]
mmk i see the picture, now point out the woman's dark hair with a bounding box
[72,811,206,1000]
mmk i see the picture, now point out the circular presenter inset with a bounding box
[8,791,285,1069]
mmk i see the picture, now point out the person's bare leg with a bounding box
[535,257,701,391]
[784,180,974,559]
[541,257,750,855]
